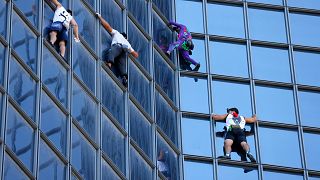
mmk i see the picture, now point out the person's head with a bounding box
[186,39,194,50]
[67,9,72,16]
[121,32,127,39]
[227,107,239,114]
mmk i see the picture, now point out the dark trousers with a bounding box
[103,44,127,77]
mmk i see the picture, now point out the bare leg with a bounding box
[59,41,66,58]
[224,139,233,155]
[240,141,250,152]
[49,31,58,45]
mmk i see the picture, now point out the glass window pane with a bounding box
[182,117,212,156]
[128,0,148,31]
[188,38,206,73]
[102,114,125,173]
[41,91,67,156]
[12,11,37,72]
[157,135,179,180]
[289,13,320,47]
[251,46,291,83]
[248,8,287,43]
[294,51,320,87]
[155,91,178,145]
[0,0,7,38]
[288,0,320,10]
[13,0,39,27]
[217,164,258,179]
[42,47,67,107]
[264,170,304,180]
[212,80,252,116]
[3,154,29,180]
[153,0,172,20]
[176,0,203,33]
[303,132,320,170]
[180,77,209,113]
[207,3,245,38]
[9,56,36,120]
[73,43,96,94]
[73,1,96,51]
[255,85,296,124]
[101,0,122,32]
[184,160,213,180]
[72,80,97,141]
[6,104,34,171]
[128,21,150,72]
[259,127,301,168]
[0,43,5,85]
[130,147,152,180]
[102,159,121,180]
[129,61,151,115]
[298,90,320,128]
[247,0,283,5]
[83,0,94,8]
[309,176,320,180]
[130,102,152,158]
[39,140,66,180]
[72,126,96,180]
[210,41,248,78]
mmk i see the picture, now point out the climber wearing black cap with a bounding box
[211,108,257,162]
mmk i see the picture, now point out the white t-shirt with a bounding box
[111,29,134,53]
[53,6,73,25]
[226,114,246,130]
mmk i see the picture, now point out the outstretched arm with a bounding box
[96,13,113,33]
[245,114,257,123]
[51,0,62,8]
[70,19,79,41]
[168,21,184,29]
[130,51,139,59]
[211,114,228,121]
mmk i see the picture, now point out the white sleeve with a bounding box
[110,29,118,36]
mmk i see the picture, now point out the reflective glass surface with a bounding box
[39,140,66,180]
[294,51,320,87]
[102,159,120,180]
[176,0,203,33]
[207,3,245,38]
[189,39,206,73]
[129,102,152,158]
[247,0,283,5]
[73,43,96,94]
[42,47,67,107]
[130,147,152,180]
[248,8,287,43]
[9,56,36,120]
[0,43,4,85]
[303,132,320,170]
[6,104,34,171]
[298,90,320,128]
[210,41,248,78]
[72,126,96,180]
[184,160,213,180]
[217,164,258,179]
[102,113,125,173]
[212,80,252,116]
[128,0,148,31]
[180,77,209,113]
[83,0,94,8]
[41,92,67,155]
[153,0,172,20]
[263,170,304,180]
[155,91,177,145]
[101,0,122,32]
[72,80,97,141]
[309,176,320,180]
[13,0,39,27]
[259,127,301,168]
[3,153,28,180]
[12,11,37,72]
[288,0,320,10]
[43,2,54,38]
[290,13,320,47]
[255,85,296,124]
[0,0,6,38]
[129,61,151,115]
[251,46,291,83]
[182,117,212,156]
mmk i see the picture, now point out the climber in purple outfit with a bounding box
[167,21,200,71]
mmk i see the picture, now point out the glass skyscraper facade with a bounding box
[0,0,319,180]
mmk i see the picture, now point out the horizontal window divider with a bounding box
[158,170,168,180]
[180,71,207,79]
[262,164,305,174]
[72,73,98,103]
[43,39,71,70]
[297,85,320,92]
[79,0,96,16]
[250,40,289,48]
[302,126,320,134]
[71,166,83,180]
[101,64,127,92]
[191,33,206,39]
[152,4,170,23]
[247,2,285,10]
[217,158,259,168]
[0,35,8,47]
[114,0,126,10]
[101,152,126,180]
[212,74,250,82]
[101,106,128,137]
[129,56,153,81]
[156,127,181,155]
[8,97,37,129]
[41,86,69,116]
[128,94,154,124]
[0,85,5,94]
[253,79,293,88]
[155,84,178,112]
[292,45,320,53]
[183,154,213,163]
[308,170,320,176]
[153,44,177,71]
[127,13,152,41]
[130,138,155,169]
[77,35,99,60]
[12,4,40,37]
[257,120,299,130]
[209,35,247,43]
[71,118,99,150]
[11,50,40,82]
[207,0,243,6]
[288,7,320,16]
[181,111,210,120]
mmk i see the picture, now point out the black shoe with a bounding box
[194,78,198,82]
[244,168,254,173]
[192,63,200,71]
[218,155,231,160]
[122,76,128,87]
[247,153,256,163]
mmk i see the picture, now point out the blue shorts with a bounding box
[50,22,69,43]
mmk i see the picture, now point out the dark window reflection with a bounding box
[73,1,96,51]
[207,3,245,38]
[128,0,148,31]
[73,43,96,94]
[210,41,248,78]
[263,170,304,180]
[176,0,203,33]
[129,61,151,115]
[259,127,301,168]
[0,43,5,85]
[72,80,97,141]
[154,50,175,102]
[9,57,36,120]
[298,90,320,128]
[101,0,122,32]
[184,160,213,180]
[255,85,296,124]
[303,132,320,170]
[182,117,212,156]
[288,0,320,10]
[12,11,37,72]
[13,0,39,27]
[6,104,34,172]
[153,0,172,20]
[130,147,152,180]
[102,114,125,173]
[42,47,67,107]
[3,153,28,180]
[39,140,66,180]
[72,126,96,180]
[247,0,283,5]
[155,91,177,145]
[217,164,258,179]
[102,159,121,180]
[294,51,320,87]
[130,102,152,158]
[41,92,67,156]
[128,21,150,72]
[0,0,7,38]
[157,135,179,180]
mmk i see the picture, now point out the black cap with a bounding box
[67,9,72,15]
[227,108,239,114]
